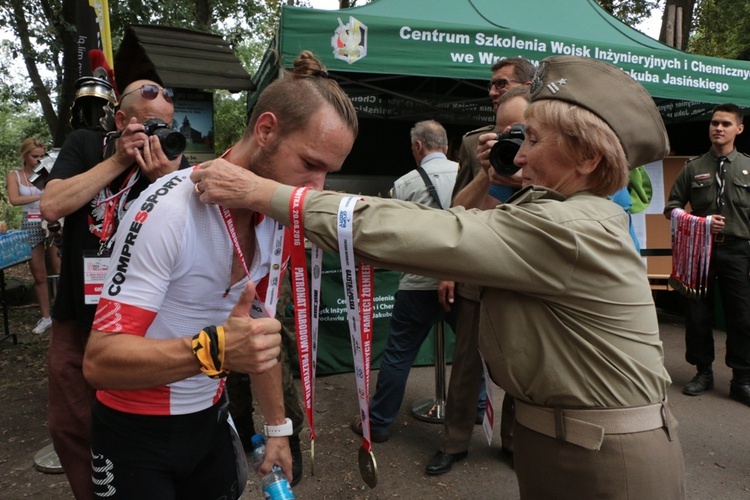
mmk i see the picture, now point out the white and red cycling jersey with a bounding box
[92,170,290,416]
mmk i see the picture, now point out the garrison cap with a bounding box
[530,55,669,169]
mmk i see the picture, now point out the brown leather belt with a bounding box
[514,399,670,451]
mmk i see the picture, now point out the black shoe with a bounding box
[729,379,750,407]
[683,371,714,396]
[425,450,468,475]
[289,436,303,487]
[349,416,389,443]
[475,413,484,425]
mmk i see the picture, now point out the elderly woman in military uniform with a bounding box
[191,55,685,499]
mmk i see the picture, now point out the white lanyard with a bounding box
[219,206,285,317]
[337,196,375,452]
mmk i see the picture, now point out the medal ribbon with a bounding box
[289,187,321,455]
[358,262,373,396]
[670,208,713,298]
[219,206,285,317]
[337,196,374,453]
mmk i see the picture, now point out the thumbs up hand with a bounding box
[222,281,282,374]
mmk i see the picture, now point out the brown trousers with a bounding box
[514,409,685,499]
[47,319,96,500]
[441,294,514,453]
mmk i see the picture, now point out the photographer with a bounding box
[40,78,189,500]
[428,84,531,476]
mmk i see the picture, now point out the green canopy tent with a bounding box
[255,0,750,374]
[254,0,750,129]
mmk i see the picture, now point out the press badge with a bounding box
[83,251,110,305]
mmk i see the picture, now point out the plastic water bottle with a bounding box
[251,434,295,500]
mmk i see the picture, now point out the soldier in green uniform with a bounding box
[665,103,750,407]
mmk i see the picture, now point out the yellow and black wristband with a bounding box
[192,325,230,379]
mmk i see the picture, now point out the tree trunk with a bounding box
[194,0,211,30]
[664,2,675,46]
[10,0,58,139]
[660,0,696,50]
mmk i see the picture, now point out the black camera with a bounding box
[489,124,525,176]
[142,118,186,160]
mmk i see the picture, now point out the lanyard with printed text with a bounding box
[289,187,322,474]
[337,196,377,488]
[219,206,285,317]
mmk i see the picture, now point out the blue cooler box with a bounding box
[0,230,31,269]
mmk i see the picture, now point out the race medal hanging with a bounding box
[337,196,377,488]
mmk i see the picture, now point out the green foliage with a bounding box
[0,0,286,150]
[689,0,750,60]
[213,91,249,154]
[595,0,661,26]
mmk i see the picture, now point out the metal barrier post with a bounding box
[411,321,446,423]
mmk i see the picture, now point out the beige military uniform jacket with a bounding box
[271,185,671,408]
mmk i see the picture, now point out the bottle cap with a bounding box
[251,433,265,448]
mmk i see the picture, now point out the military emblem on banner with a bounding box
[332,16,368,64]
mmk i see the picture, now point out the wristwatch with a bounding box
[264,418,293,437]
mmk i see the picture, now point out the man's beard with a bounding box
[249,140,280,182]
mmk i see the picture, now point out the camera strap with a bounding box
[416,166,444,209]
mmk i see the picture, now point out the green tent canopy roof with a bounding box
[254,0,750,125]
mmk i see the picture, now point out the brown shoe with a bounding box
[350,416,389,443]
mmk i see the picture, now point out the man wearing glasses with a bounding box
[426,58,535,476]
[40,78,188,500]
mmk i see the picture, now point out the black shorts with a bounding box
[91,397,244,499]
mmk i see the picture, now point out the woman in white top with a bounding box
[6,138,61,334]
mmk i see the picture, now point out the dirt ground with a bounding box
[1,264,749,499]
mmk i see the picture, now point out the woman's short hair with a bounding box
[248,50,358,139]
[526,100,628,196]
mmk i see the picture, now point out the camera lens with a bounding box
[153,128,187,160]
[488,124,525,176]
[489,142,522,176]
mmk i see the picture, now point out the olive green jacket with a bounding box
[271,185,670,408]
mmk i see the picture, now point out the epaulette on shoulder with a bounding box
[463,123,495,138]
[739,151,750,160]
[685,152,709,164]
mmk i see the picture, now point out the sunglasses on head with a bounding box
[120,84,175,104]
[487,78,520,92]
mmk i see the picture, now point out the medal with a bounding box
[338,196,378,488]
[309,439,315,476]
[358,445,378,488]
